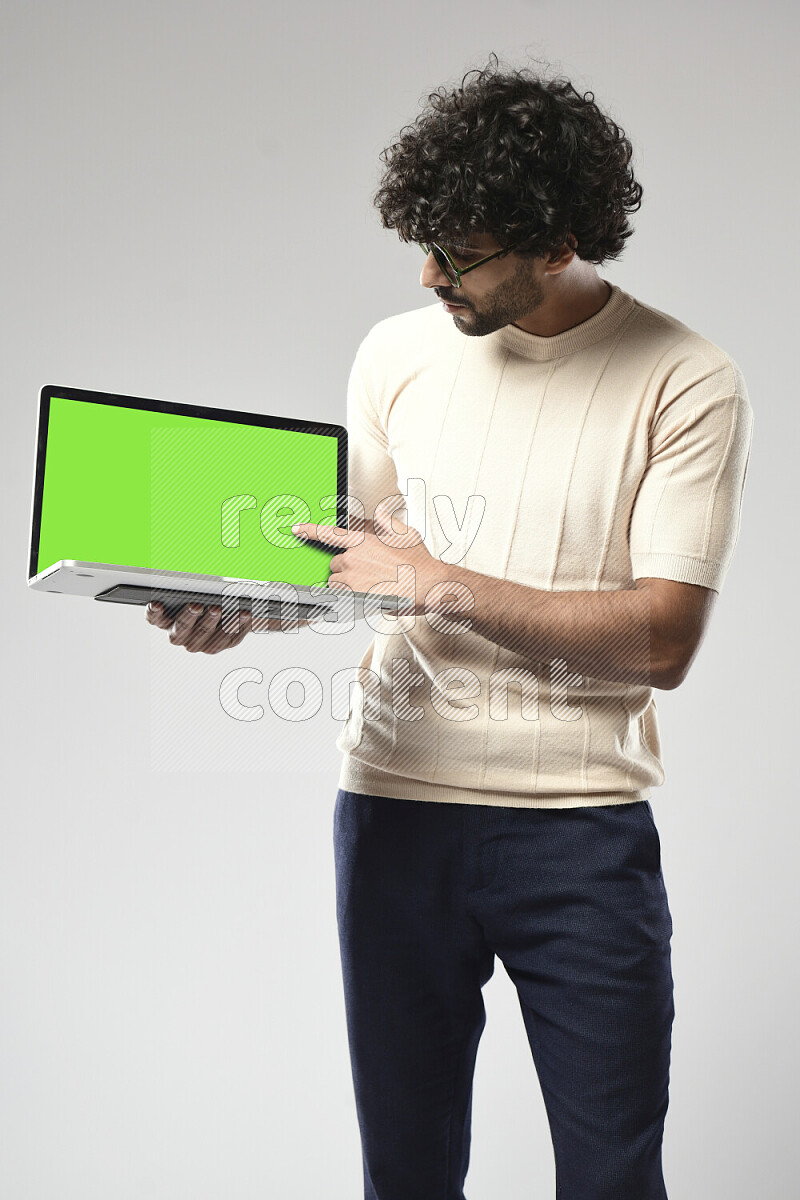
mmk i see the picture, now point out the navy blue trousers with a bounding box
[333,788,674,1200]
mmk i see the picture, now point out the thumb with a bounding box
[373,502,422,547]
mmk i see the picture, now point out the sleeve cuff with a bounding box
[630,551,724,591]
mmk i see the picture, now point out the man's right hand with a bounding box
[145,601,309,653]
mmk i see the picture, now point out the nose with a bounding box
[420,249,454,291]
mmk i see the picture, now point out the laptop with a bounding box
[27,385,402,625]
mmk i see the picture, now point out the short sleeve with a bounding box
[346,331,402,528]
[629,365,754,595]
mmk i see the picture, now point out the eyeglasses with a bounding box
[418,239,519,288]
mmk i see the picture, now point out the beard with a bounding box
[442,257,547,337]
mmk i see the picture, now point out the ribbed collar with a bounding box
[493,281,635,362]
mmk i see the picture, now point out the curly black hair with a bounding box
[372,53,643,265]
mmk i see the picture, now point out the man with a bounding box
[147,55,753,1200]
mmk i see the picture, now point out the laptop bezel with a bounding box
[28,384,348,581]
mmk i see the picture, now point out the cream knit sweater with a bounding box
[336,282,753,808]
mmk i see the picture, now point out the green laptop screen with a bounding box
[36,396,341,585]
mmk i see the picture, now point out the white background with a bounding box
[2,1,796,1196]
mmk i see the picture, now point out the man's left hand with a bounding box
[290,509,448,616]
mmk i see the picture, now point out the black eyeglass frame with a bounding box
[418,239,522,288]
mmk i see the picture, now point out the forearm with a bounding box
[426,565,671,688]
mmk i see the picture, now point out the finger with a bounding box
[255,615,312,633]
[372,499,404,532]
[372,506,420,547]
[291,522,355,548]
[203,610,310,651]
[184,605,225,652]
[146,601,173,629]
[227,611,255,646]
[202,608,253,653]
[168,603,206,646]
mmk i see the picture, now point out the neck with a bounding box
[512,271,612,338]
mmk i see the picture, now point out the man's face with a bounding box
[420,231,547,337]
